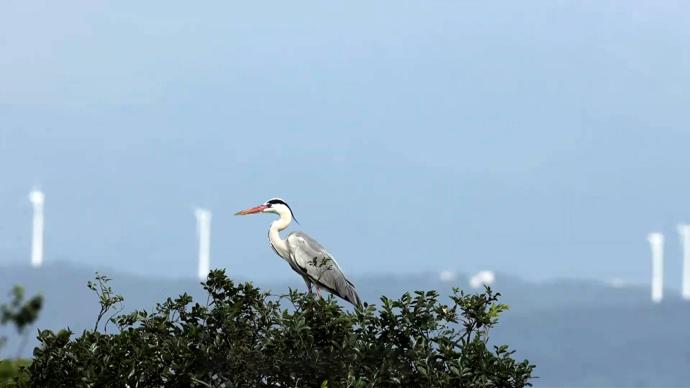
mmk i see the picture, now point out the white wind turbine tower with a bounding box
[29,189,45,268]
[195,208,212,280]
[647,233,664,303]
[469,270,496,289]
[678,224,690,300]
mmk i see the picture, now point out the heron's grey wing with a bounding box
[286,232,362,306]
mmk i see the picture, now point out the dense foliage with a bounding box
[0,360,30,387]
[23,270,533,387]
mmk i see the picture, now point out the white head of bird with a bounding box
[234,198,297,251]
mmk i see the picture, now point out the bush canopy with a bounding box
[21,270,533,387]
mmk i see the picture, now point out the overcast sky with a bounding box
[1,1,689,285]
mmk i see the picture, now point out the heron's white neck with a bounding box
[268,207,292,258]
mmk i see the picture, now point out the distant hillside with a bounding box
[2,262,690,386]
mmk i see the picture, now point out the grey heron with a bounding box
[235,198,362,307]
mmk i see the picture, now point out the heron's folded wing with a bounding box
[287,232,360,305]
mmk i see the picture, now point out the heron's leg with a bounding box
[304,278,313,295]
[316,286,322,298]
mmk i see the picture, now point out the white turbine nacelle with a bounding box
[439,270,456,282]
[469,270,495,289]
[29,190,45,205]
[29,189,45,268]
[678,224,690,300]
[195,208,212,281]
[647,232,664,303]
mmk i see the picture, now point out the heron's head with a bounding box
[234,198,297,221]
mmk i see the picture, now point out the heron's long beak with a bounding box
[234,204,267,216]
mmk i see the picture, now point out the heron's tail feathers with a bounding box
[318,276,363,307]
[342,284,362,307]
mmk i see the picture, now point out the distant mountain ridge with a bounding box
[2,262,690,386]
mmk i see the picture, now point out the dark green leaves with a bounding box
[0,284,43,385]
[1,286,43,334]
[25,270,534,387]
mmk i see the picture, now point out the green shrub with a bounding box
[24,270,534,387]
[0,359,30,387]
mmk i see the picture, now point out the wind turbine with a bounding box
[678,224,690,300]
[647,233,664,303]
[469,270,495,289]
[29,189,45,268]
[195,208,212,281]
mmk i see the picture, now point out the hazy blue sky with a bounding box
[1,1,689,284]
